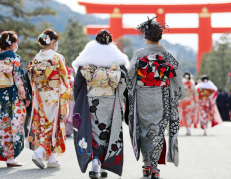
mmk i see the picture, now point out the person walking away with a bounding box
[26,29,70,169]
[195,75,222,135]
[65,67,75,137]
[0,31,30,167]
[127,17,185,179]
[72,29,129,179]
[178,72,196,135]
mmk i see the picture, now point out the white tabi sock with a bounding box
[91,159,100,173]
[6,158,14,164]
[187,127,191,133]
[48,153,57,164]
[34,146,44,159]
[100,168,108,173]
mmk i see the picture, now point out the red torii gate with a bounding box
[78,1,231,72]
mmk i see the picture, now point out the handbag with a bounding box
[0,60,14,88]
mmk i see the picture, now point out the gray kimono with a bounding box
[128,44,185,167]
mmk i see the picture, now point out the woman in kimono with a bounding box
[26,29,70,169]
[178,72,196,135]
[0,31,30,167]
[65,67,75,137]
[127,17,185,179]
[195,75,222,135]
[72,29,128,179]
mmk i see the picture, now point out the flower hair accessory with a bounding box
[6,35,11,45]
[38,33,51,44]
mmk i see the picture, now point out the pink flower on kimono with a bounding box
[13,120,20,127]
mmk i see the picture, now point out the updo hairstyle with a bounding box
[38,29,59,47]
[183,71,192,80]
[0,31,19,50]
[95,29,112,45]
[201,75,209,82]
[147,21,163,42]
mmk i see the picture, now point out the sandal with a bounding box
[151,168,160,179]
[142,166,151,177]
[100,172,108,178]
[89,171,99,179]
[7,160,22,167]
[32,155,45,169]
[47,161,61,168]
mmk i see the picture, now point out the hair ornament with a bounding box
[6,35,11,45]
[39,33,51,44]
[136,16,171,39]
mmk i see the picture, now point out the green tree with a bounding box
[0,0,56,62]
[116,37,134,60]
[58,17,89,67]
[199,33,231,89]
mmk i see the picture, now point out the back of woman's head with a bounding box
[95,29,113,45]
[147,21,163,42]
[183,71,192,80]
[0,31,19,50]
[201,75,209,82]
[37,29,59,47]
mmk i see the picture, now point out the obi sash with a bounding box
[81,62,121,96]
[137,54,176,87]
[0,58,14,88]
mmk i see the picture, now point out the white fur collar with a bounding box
[196,80,217,90]
[72,40,129,72]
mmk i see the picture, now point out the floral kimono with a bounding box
[0,50,30,161]
[72,40,129,176]
[26,50,70,158]
[195,81,222,129]
[128,44,185,167]
[178,78,196,128]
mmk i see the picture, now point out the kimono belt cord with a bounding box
[26,77,61,149]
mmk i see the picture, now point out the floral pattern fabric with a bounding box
[196,88,217,129]
[81,62,121,96]
[26,52,70,158]
[136,54,176,87]
[178,79,196,128]
[0,50,30,161]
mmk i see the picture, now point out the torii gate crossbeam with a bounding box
[78,1,231,72]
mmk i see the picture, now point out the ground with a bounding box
[1,122,231,179]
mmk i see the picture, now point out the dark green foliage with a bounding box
[58,17,89,67]
[199,33,231,89]
[115,37,134,60]
[0,0,56,62]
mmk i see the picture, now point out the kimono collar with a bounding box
[72,40,129,72]
[36,49,56,61]
[145,44,167,52]
[0,50,15,58]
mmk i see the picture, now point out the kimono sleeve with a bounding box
[57,54,71,98]
[12,55,31,102]
[74,67,85,101]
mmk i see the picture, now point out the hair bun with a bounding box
[95,29,112,45]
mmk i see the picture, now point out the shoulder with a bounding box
[54,52,64,60]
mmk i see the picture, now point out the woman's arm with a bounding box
[12,55,30,107]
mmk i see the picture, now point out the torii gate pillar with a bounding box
[110,8,123,39]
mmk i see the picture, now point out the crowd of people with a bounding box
[0,16,227,179]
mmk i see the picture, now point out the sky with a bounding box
[55,0,231,51]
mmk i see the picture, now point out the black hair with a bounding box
[0,31,19,50]
[201,75,209,82]
[183,71,192,80]
[95,29,112,45]
[38,29,59,47]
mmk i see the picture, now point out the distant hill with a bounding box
[24,0,196,74]
[24,0,109,32]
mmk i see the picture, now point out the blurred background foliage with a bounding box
[199,33,231,90]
